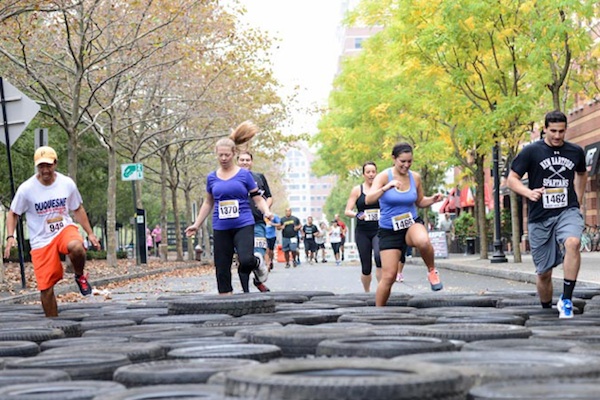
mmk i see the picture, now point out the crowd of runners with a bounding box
[6,110,587,318]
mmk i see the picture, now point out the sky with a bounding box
[235,0,345,135]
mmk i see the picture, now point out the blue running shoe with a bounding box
[557,296,573,319]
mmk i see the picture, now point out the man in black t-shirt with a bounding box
[507,110,587,319]
[301,216,320,264]
[279,208,301,268]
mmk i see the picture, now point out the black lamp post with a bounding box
[491,141,508,263]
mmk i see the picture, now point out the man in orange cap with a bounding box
[4,146,99,317]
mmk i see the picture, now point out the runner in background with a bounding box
[237,150,272,292]
[315,221,328,263]
[279,208,302,268]
[334,214,347,261]
[344,161,382,292]
[301,216,320,264]
[329,220,343,266]
[265,213,281,271]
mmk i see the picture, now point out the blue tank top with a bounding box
[379,169,418,230]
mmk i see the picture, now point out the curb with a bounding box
[0,262,208,305]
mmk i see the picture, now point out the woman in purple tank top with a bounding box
[185,122,273,294]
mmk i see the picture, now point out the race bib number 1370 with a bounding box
[218,200,240,219]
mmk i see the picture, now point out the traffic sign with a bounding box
[0,79,40,147]
[34,128,48,148]
[121,163,144,181]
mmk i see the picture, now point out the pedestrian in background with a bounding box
[329,220,343,266]
[345,161,382,292]
[151,224,162,257]
[334,214,347,261]
[4,146,99,317]
[366,142,444,307]
[185,121,271,295]
[439,212,454,249]
[146,227,153,255]
[315,221,328,263]
[507,110,587,318]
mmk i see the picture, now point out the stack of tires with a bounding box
[0,288,600,399]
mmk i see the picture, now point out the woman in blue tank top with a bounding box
[365,142,445,306]
[185,122,273,295]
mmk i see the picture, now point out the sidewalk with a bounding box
[431,251,600,288]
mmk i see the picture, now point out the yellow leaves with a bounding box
[462,16,476,31]
[370,103,391,124]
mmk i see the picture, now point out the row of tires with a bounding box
[1,288,600,398]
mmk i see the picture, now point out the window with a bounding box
[354,38,364,49]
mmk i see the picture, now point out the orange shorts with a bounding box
[30,225,84,291]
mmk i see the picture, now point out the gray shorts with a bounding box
[282,237,298,252]
[528,207,584,275]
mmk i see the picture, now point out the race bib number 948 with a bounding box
[45,217,65,235]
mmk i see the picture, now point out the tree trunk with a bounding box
[105,137,118,267]
[510,191,522,263]
[160,150,168,261]
[476,156,488,259]
[184,187,194,261]
[170,184,183,261]
[67,131,78,181]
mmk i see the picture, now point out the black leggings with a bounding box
[355,228,381,275]
[213,225,256,293]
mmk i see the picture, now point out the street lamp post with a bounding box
[491,141,508,263]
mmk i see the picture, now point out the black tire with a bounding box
[307,299,368,308]
[407,295,497,308]
[82,324,193,339]
[167,295,275,316]
[102,309,169,324]
[0,320,83,339]
[316,336,456,358]
[238,313,297,325]
[461,337,584,353]
[0,369,71,388]
[394,350,600,387]
[247,325,375,357]
[224,357,469,399]
[436,314,526,325]
[90,383,225,400]
[525,315,600,327]
[364,294,411,307]
[272,310,345,325]
[338,314,437,325]
[5,353,131,381]
[43,343,166,363]
[0,328,65,344]
[0,380,124,399]
[79,319,137,333]
[407,323,531,342]
[168,344,282,362]
[129,328,225,343]
[468,378,600,399]
[141,314,233,325]
[334,306,416,314]
[40,337,129,351]
[113,359,259,387]
[152,337,247,352]
[201,320,282,337]
[275,303,340,311]
[0,342,39,358]
[411,307,526,319]
[265,290,335,299]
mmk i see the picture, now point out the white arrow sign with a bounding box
[0,79,41,147]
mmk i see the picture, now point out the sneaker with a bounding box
[296,259,301,266]
[336,260,341,266]
[292,260,297,268]
[269,262,274,271]
[253,253,269,283]
[341,254,345,261]
[427,269,443,291]
[322,259,327,263]
[557,296,573,319]
[75,273,92,296]
[396,273,404,282]
[285,263,291,269]
[253,280,270,292]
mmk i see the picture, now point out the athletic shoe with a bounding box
[341,254,345,261]
[336,260,341,266]
[292,260,297,268]
[396,273,404,283]
[285,263,291,269]
[253,280,270,292]
[322,259,327,263]
[253,253,269,283]
[557,296,573,319]
[427,269,443,291]
[296,259,301,266]
[75,273,92,296]
[269,262,274,271]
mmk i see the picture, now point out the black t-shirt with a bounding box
[281,215,300,238]
[510,139,585,222]
[248,172,272,222]
[302,224,319,241]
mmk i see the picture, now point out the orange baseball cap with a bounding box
[34,146,57,166]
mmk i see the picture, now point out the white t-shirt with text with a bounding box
[10,172,83,249]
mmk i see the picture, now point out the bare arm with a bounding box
[575,170,587,207]
[413,172,443,208]
[4,210,19,259]
[344,185,362,219]
[251,190,273,220]
[506,170,544,202]
[185,194,214,236]
[365,172,395,205]
[73,205,100,249]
